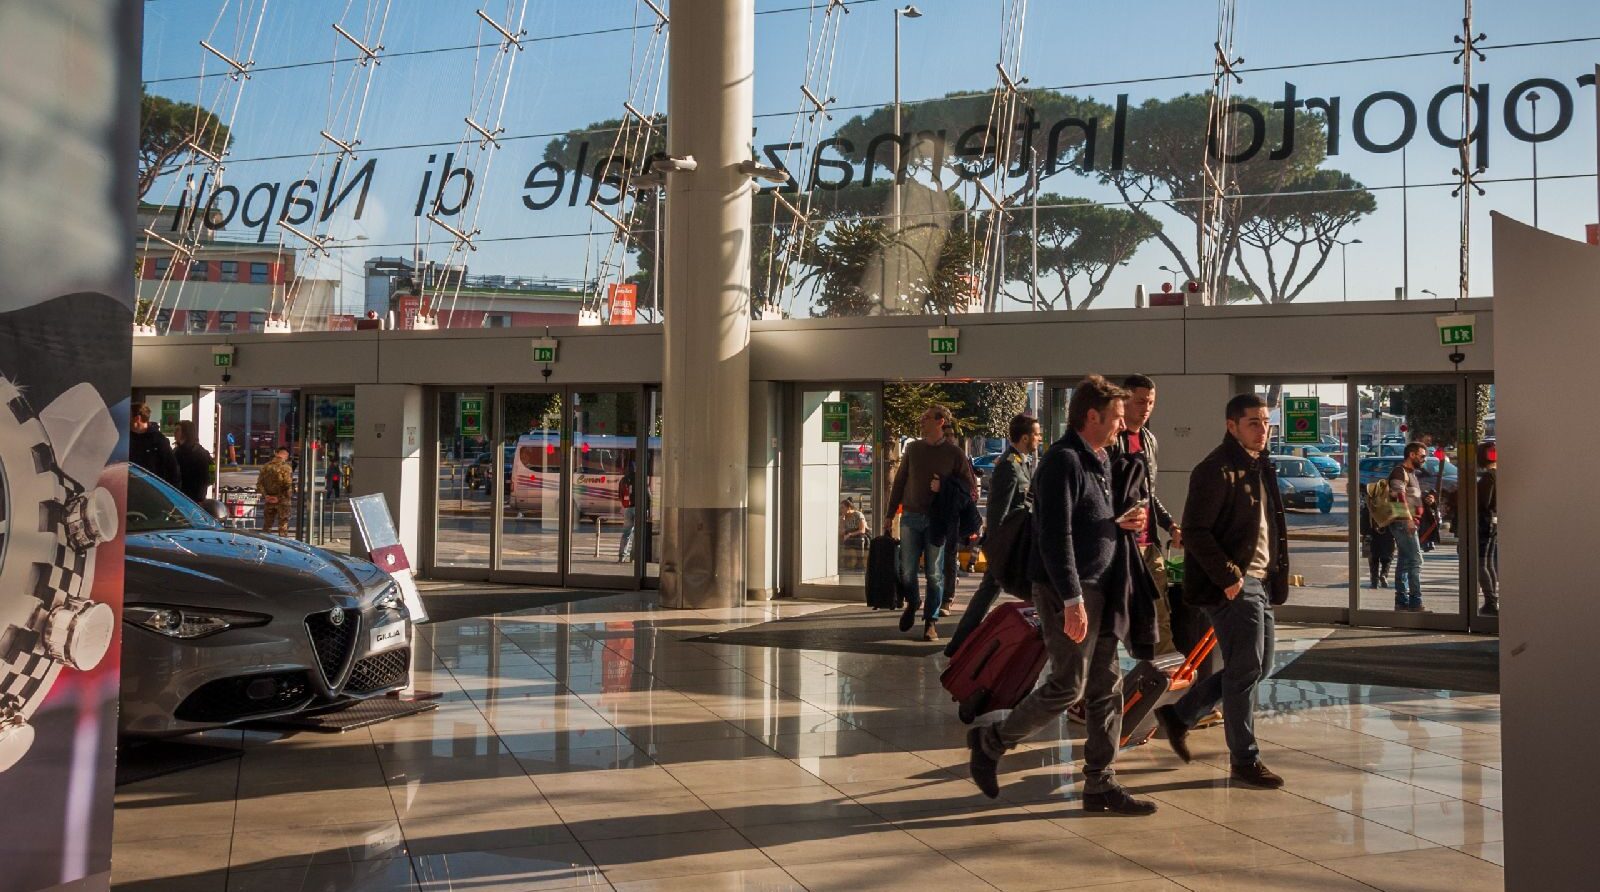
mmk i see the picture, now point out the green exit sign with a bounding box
[930,337,958,355]
[213,352,233,367]
[1436,313,1475,348]
[1440,325,1474,346]
[532,338,559,364]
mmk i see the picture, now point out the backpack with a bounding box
[1366,481,1399,527]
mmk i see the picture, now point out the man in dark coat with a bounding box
[129,401,180,486]
[173,419,213,503]
[945,413,1040,656]
[967,377,1157,816]
[1155,393,1291,789]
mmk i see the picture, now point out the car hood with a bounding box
[1281,475,1329,488]
[126,528,389,609]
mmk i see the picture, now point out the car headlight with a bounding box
[124,604,271,639]
[372,584,406,614]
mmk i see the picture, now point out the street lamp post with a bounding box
[892,5,922,235]
[1528,90,1541,228]
[1337,238,1363,302]
[1158,264,1180,289]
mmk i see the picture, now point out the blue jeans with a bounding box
[1389,520,1423,608]
[1172,577,1275,768]
[897,512,946,623]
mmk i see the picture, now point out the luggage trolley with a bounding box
[218,485,261,530]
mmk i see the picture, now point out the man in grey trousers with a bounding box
[965,376,1158,816]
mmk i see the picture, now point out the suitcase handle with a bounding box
[1172,629,1218,686]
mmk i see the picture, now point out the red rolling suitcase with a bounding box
[942,600,1048,724]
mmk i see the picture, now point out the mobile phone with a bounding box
[1115,499,1147,523]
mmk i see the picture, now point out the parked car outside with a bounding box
[1271,442,1341,478]
[120,465,413,738]
[1358,455,1458,496]
[1272,456,1334,513]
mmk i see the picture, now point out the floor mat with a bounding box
[116,739,242,786]
[688,605,946,657]
[1272,627,1499,693]
[419,587,617,624]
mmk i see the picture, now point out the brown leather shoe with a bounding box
[1082,786,1158,816]
[1231,761,1285,789]
[922,622,939,642]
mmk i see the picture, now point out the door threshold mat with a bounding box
[1272,627,1499,693]
[249,698,438,733]
[116,740,242,786]
[688,605,947,657]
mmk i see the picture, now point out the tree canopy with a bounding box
[139,89,231,198]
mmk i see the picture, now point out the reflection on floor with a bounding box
[112,593,1505,891]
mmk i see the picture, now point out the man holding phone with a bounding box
[967,376,1158,816]
[1154,394,1290,789]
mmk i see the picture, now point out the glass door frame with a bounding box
[423,384,651,590]
[1243,375,1490,633]
[297,388,353,552]
[783,381,885,600]
[563,385,649,591]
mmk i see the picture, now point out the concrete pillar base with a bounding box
[659,506,746,609]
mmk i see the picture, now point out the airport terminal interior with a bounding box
[6,0,1600,890]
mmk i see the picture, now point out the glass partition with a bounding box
[434,391,492,569]
[567,390,640,580]
[498,391,564,577]
[797,387,879,589]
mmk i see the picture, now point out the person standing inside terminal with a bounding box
[173,419,213,503]
[1154,394,1290,789]
[1388,442,1428,611]
[944,412,1040,657]
[1477,442,1498,616]
[257,446,295,536]
[967,376,1159,815]
[129,401,180,487]
[885,404,977,642]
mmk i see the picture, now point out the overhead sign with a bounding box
[1436,313,1476,347]
[459,397,484,438]
[532,338,558,364]
[821,401,849,443]
[929,326,959,356]
[160,399,182,433]
[212,349,233,367]
[1284,396,1320,445]
[608,283,638,325]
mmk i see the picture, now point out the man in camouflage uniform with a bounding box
[256,446,294,536]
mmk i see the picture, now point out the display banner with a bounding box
[608,283,638,325]
[0,1,138,890]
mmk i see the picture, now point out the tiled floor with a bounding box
[112,593,1504,891]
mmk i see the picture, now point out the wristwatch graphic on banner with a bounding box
[0,380,121,772]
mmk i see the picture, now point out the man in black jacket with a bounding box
[1109,375,1182,650]
[129,402,180,486]
[945,413,1039,656]
[1155,393,1290,789]
[967,377,1157,815]
[173,419,213,503]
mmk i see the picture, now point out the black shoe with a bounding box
[1480,600,1499,616]
[1082,786,1158,816]
[1378,574,1389,588]
[898,603,917,633]
[1154,705,1192,764]
[966,727,1000,799]
[1231,761,1285,789]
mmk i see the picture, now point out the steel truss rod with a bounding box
[1214,41,1244,83]
[143,227,195,258]
[278,221,330,256]
[641,0,669,27]
[771,191,809,225]
[427,213,480,250]
[995,63,1028,94]
[974,176,1009,211]
[464,116,504,148]
[587,199,636,244]
[622,101,656,128]
[332,22,383,65]
[186,137,226,167]
[476,9,526,51]
[800,84,835,120]
[199,39,253,80]
[319,130,359,158]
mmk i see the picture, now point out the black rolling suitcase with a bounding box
[865,535,903,609]
[1121,629,1217,747]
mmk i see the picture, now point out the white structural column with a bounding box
[1491,212,1600,889]
[352,385,425,563]
[659,0,754,608]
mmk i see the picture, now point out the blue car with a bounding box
[1271,443,1341,479]
[1273,456,1334,513]
[1358,456,1458,497]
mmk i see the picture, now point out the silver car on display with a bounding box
[119,466,413,737]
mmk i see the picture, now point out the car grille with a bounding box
[174,671,313,724]
[305,609,361,687]
[346,648,410,695]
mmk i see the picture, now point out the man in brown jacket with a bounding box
[1154,393,1290,789]
[884,404,978,641]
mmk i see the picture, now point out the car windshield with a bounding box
[1276,459,1317,478]
[126,467,221,533]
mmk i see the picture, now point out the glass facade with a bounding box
[135,2,1597,334]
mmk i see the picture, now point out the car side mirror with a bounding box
[200,498,227,521]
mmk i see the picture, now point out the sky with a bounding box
[139,0,1600,316]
